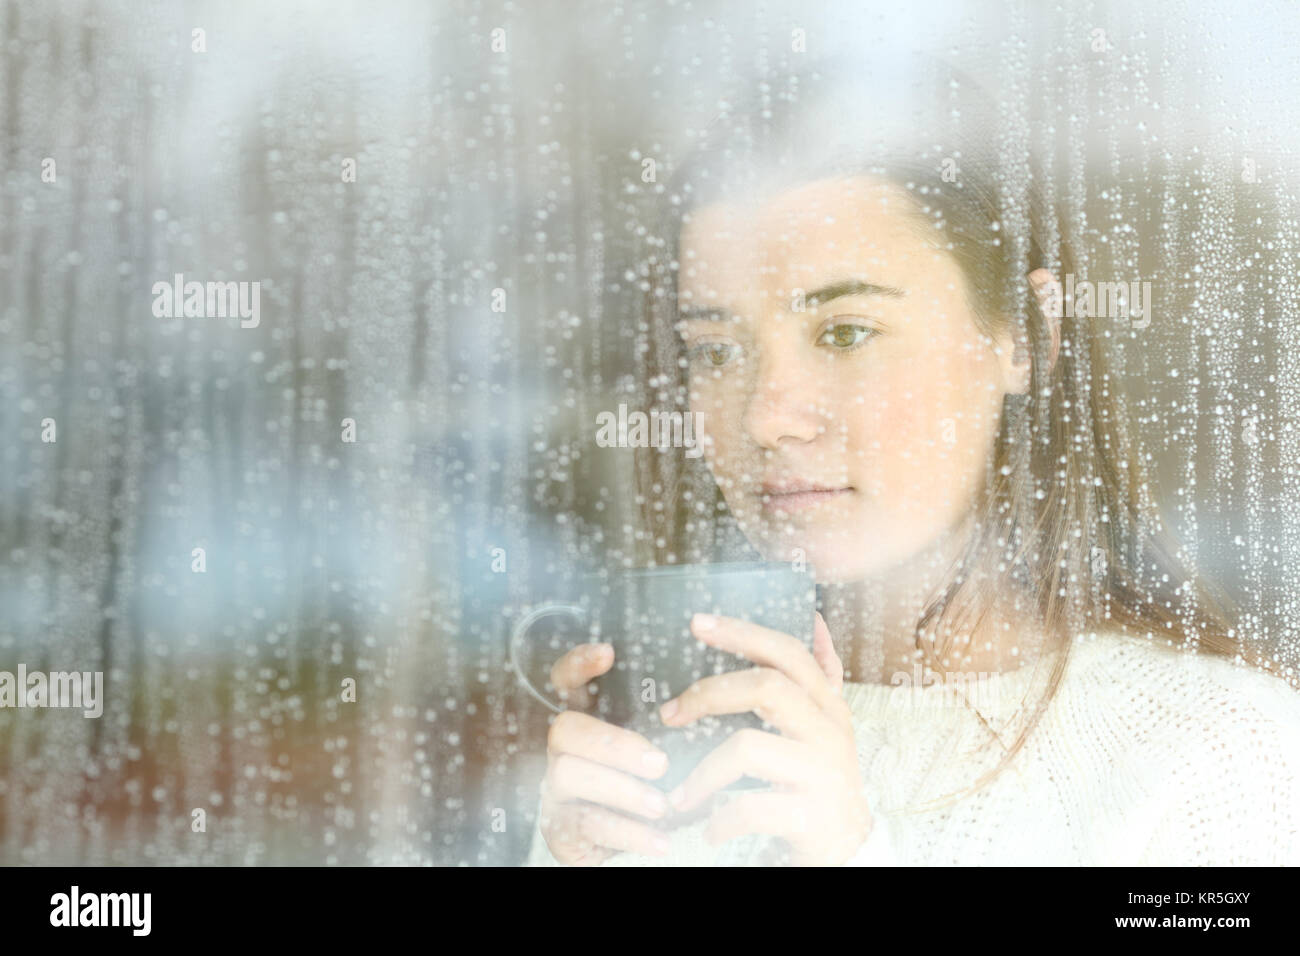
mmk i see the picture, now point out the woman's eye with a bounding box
[686,340,741,368]
[817,323,877,350]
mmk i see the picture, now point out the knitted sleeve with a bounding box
[841,810,900,866]
[524,810,567,867]
[1136,665,1300,866]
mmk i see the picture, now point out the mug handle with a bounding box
[509,603,589,714]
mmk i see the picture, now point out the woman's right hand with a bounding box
[537,642,674,865]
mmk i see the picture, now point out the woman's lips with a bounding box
[759,487,854,513]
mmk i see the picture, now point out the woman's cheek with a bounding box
[693,397,744,494]
[912,367,1004,516]
[860,370,969,511]
[857,368,929,471]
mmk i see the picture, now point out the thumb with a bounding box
[812,612,844,692]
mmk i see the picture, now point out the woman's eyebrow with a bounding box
[805,278,906,307]
[676,278,905,323]
[675,305,737,323]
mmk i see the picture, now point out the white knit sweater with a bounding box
[524,629,1300,866]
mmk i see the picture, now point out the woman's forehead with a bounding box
[677,175,942,295]
[683,174,907,227]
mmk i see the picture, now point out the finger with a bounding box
[690,613,841,715]
[549,642,613,708]
[705,790,809,848]
[812,613,844,693]
[547,709,670,780]
[548,753,672,821]
[666,728,816,814]
[544,802,670,862]
[660,666,834,741]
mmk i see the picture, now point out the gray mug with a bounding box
[511,562,817,792]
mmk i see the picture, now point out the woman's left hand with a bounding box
[659,611,873,865]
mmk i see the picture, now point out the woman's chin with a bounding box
[734,506,919,582]
[755,535,894,584]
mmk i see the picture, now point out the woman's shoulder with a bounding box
[1061,627,1300,750]
[1062,628,1300,864]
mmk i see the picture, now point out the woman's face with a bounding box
[677,175,1026,583]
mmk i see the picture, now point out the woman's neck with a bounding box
[818,520,1046,685]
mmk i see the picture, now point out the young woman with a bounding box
[525,55,1300,866]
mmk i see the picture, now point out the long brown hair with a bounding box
[628,53,1283,810]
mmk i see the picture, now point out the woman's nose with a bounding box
[741,345,827,450]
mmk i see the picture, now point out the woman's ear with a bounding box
[1027,268,1062,372]
[997,268,1062,397]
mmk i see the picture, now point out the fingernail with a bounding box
[586,643,609,660]
[644,792,668,815]
[668,786,687,809]
[692,613,717,633]
[660,699,679,721]
[642,750,668,772]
